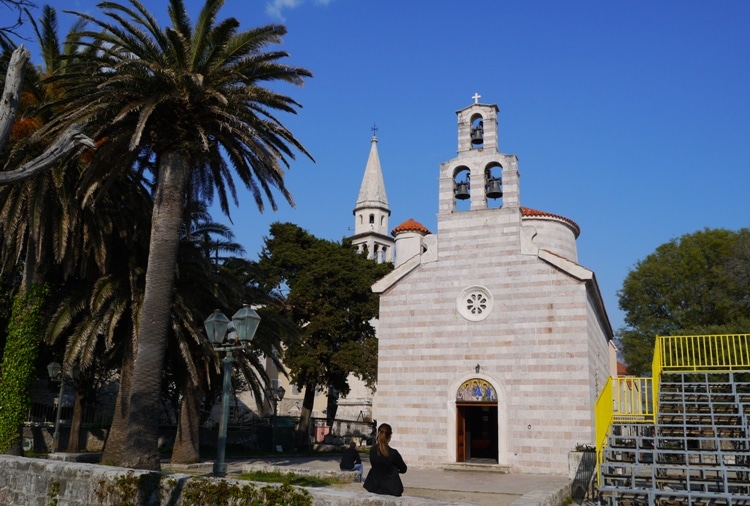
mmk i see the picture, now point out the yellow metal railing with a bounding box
[594,333,750,484]
[658,334,750,371]
[594,376,654,483]
[594,376,613,476]
[651,336,662,428]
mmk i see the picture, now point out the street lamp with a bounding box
[266,383,286,451]
[47,361,79,453]
[269,384,286,416]
[204,305,261,477]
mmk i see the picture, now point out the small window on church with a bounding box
[359,214,363,225]
[457,286,494,321]
[369,214,374,224]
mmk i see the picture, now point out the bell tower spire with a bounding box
[350,126,394,263]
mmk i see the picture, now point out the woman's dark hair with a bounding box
[376,423,392,457]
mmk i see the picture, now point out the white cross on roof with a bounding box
[472,92,481,104]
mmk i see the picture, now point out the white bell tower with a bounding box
[350,128,394,263]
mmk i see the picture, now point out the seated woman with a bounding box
[363,423,407,496]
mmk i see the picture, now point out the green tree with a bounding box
[256,222,391,448]
[47,0,312,469]
[618,228,750,375]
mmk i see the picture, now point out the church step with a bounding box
[442,462,511,473]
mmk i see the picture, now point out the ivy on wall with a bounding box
[0,284,47,452]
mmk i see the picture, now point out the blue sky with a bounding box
[17,0,750,333]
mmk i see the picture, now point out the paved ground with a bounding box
[170,454,572,506]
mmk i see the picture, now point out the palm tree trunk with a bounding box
[119,151,191,470]
[102,338,135,463]
[66,388,85,452]
[170,377,202,464]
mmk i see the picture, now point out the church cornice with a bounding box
[372,253,421,294]
[353,203,391,214]
[455,102,499,115]
[349,231,394,243]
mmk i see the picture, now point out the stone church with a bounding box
[352,97,616,474]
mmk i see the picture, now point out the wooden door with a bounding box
[456,406,466,462]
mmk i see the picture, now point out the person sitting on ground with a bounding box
[339,441,364,482]
[363,423,407,496]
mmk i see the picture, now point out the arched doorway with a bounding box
[456,378,498,463]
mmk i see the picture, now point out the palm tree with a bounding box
[43,166,153,457]
[0,7,88,289]
[47,0,312,468]
[0,6,94,454]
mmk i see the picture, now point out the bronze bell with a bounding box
[470,126,483,145]
[486,178,502,199]
[455,182,470,200]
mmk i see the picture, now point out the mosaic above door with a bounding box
[456,378,497,402]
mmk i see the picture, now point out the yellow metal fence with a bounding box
[594,333,750,484]
[658,333,750,371]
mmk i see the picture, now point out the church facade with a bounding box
[367,99,616,474]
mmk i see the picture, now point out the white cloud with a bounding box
[266,0,334,21]
[265,0,305,20]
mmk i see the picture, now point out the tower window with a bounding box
[470,115,484,149]
[485,164,503,209]
[369,214,375,224]
[453,166,471,212]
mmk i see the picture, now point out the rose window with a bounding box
[466,292,487,315]
[457,286,493,321]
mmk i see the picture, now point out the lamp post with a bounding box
[47,362,79,453]
[204,305,261,477]
[266,383,286,452]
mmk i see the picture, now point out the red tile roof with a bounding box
[392,218,431,236]
[521,206,580,237]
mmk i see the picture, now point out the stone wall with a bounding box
[0,455,465,505]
